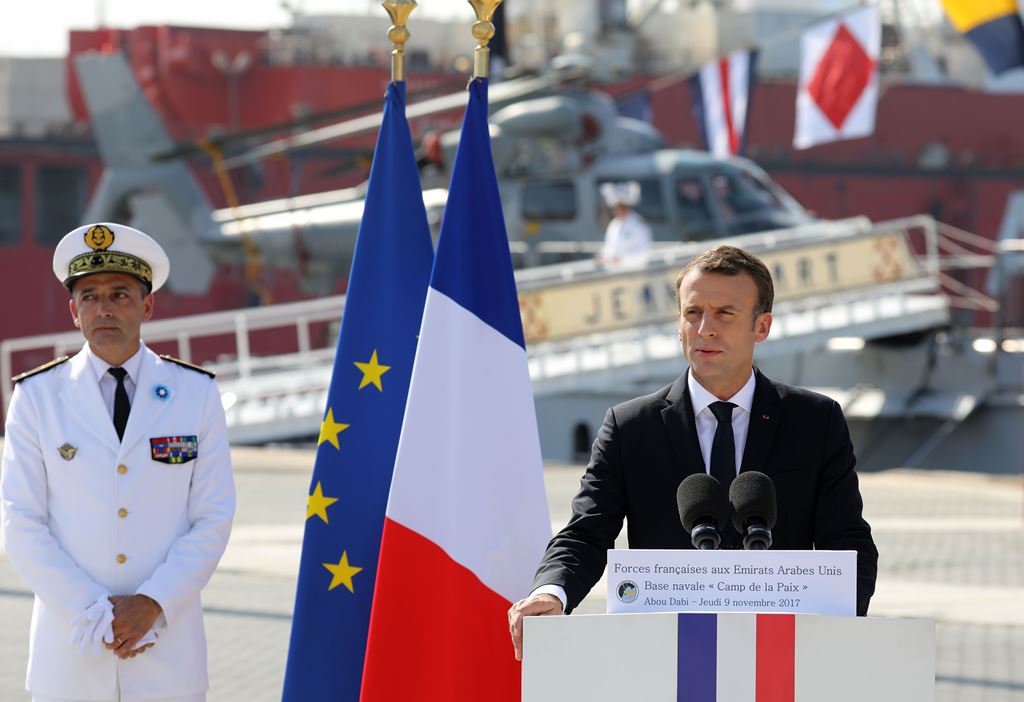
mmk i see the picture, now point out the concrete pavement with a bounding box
[0,445,1021,700]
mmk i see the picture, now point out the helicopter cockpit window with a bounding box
[0,165,21,245]
[522,181,577,221]
[709,170,785,221]
[596,178,665,222]
[675,177,711,220]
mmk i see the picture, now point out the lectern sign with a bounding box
[606,549,856,616]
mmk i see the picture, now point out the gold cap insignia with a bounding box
[58,443,78,461]
[84,224,115,252]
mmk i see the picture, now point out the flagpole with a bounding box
[382,0,416,82]
[469,0,503,79]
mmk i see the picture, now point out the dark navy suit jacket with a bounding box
[533,368,878,615]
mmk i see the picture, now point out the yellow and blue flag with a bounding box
[940,0,1024,75]
[281,80,433,701]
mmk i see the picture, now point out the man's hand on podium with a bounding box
[508,593,563,661]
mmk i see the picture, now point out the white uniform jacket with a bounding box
[1,343,235,701]
[600,210,652,265]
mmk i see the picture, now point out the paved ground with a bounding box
[0,445,1021,701]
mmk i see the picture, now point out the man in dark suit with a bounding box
[508,245,878,660]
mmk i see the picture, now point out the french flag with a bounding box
[361,77,552,701]
[689,50,759,158]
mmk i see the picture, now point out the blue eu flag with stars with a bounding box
[281,81,434,701]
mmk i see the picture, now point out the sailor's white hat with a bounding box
[600,181,641,208]
[52,222,170,292]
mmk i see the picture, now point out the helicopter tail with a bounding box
[74,51,217,294]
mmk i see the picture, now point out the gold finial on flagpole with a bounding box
[467,0,502,79]
[382,0,417,82]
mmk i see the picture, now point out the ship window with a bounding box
[522,181,576,220]
[0,165,21,245]
[35,165,87,245]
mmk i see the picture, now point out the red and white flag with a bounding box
[794,5,880,150]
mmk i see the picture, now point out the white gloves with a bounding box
[70,596,115,656]
[69,595,159,656]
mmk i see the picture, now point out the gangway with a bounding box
[1,216,999,450]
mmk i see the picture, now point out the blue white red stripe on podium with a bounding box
[676,613,796,702]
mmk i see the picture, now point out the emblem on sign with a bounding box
[84,224,115,251]
[57,443,78,461]
[150,435,199,464]
[616,580,639,604]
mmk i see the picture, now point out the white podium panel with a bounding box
[522,612,934,702]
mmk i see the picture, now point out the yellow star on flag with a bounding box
[323,551,363,593]
[354,349,391,391]
[306,481,339,523]
[317,408,349,449]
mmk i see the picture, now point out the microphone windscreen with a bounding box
[677,473,728,533]
[729,471,777,532]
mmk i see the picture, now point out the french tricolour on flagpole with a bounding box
[361,73,552,700]
[689,50,759,158]
[280,77,433,701]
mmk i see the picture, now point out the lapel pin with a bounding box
[762,414,770,421]
[58,443,78,461]
[153,384,170,401]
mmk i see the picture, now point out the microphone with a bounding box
[729,471,777,550]
[677,473,729,550]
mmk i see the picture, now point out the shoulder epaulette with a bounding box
[159,354,216,378]
[12,356,70,384]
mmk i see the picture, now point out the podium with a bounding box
[523,612,934,701]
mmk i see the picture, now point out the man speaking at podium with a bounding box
[509,245,877,659]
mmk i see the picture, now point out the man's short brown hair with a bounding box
[675,245,774,317]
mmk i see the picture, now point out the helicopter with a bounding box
[75,50,811,296]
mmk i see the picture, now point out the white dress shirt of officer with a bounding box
[0,223,236,702]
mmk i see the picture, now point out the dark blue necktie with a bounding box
[108,367,130,441]
[709,401,737,494]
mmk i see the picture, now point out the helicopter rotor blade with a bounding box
[220,71,566,171]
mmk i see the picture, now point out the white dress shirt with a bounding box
[687,368,756,476]
[85,344,143,420]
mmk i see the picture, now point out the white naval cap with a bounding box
[52,222,170,293]
[600,181,641,208]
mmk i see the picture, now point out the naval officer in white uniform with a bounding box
[596,181,652,268]
[1,223,236,702]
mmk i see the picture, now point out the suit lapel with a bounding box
[661,371,706,478]
[740,368,782,473]
[59,347,121,453]
[119,346,174,455]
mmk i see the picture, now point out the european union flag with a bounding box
[281,81,433,701]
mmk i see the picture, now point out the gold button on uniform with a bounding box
[117,464,128,474]
[116,554,127,564]
[118,508,128,518]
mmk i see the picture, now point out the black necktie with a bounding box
[709,401,737,494]
[108,367,130,441]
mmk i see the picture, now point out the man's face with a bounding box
[677,269,771,398]
[69,273,153,360]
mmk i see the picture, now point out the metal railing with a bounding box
[3,215,1005,430]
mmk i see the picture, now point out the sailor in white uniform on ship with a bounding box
[0,222,235,702]
[596,181,653,269]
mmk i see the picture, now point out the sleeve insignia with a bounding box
[158,354,216,378]
[12,356,70,384]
